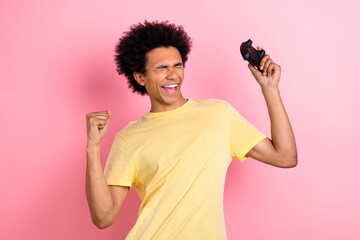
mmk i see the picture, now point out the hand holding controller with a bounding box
[240,39,265,72]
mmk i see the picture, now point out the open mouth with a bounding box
[161,83,178,94]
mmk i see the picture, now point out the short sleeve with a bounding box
[227,102,267,161]
[104,134,136,188]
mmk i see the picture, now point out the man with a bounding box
[85,20,297,239]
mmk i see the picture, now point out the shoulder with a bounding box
[192,98,231,109]
[190,98,232,119]
[114,118,142,141]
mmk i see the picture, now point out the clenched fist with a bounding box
[86,110,112,146]
[248,46,281,92]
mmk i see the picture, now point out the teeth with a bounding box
[163,84,177,88]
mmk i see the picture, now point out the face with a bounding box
[134,46,187,112]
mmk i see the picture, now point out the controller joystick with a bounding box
[240,39,265,72]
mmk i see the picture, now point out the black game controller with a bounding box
[240,39,265,72]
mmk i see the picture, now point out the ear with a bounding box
[133,72,146,86]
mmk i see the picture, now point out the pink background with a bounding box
[1,0,359,239]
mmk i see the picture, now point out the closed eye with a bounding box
[155,63,183,71]
[157,65,167,70]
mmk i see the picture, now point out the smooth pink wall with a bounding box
[1,0,359,239]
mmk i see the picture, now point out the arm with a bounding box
[86,144,129,228]
[85,110,129,228]
[246,47,297,168]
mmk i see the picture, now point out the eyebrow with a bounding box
[156,62,183,69]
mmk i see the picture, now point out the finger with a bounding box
[98,121,107,129]
[87,116,109,122]
[267,62,276,76]
[91,110,109,114]
[93,115,109,119]
[263,58,272,76]
[100,115,112,130]
[257,46,263,51]
[86,111,109,119]
[87,113,109,118]
[89,117,106,125]
[269,63,281,77]
[259,55,269,71]
[87,116,107,124]
[95,110,112,119]
[86,113,110,120]
[104,112,111,124]
[103,115,111,130]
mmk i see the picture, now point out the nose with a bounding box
[166,66,177,79]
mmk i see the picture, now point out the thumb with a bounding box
[105,118,111,129]
[107,109,112,119]
[248,63,261,78]
[104,111,111,128]
[100,116,111,138]
[100,110,112,133]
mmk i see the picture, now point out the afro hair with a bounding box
[114,20,192,95]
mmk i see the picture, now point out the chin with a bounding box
[162,95,180,105]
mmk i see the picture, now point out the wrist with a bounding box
[261,86,280,97]
[261,87,282,106]
[86,142,100,151]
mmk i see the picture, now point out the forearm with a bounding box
[262,87,297,164]
[86,144,115,227]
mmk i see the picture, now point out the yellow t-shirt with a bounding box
[104,99,266,239]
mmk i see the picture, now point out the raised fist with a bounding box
[86,110,112,146]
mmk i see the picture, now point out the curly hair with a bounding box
[114,20,193,95]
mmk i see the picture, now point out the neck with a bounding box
[150,95,188,113]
